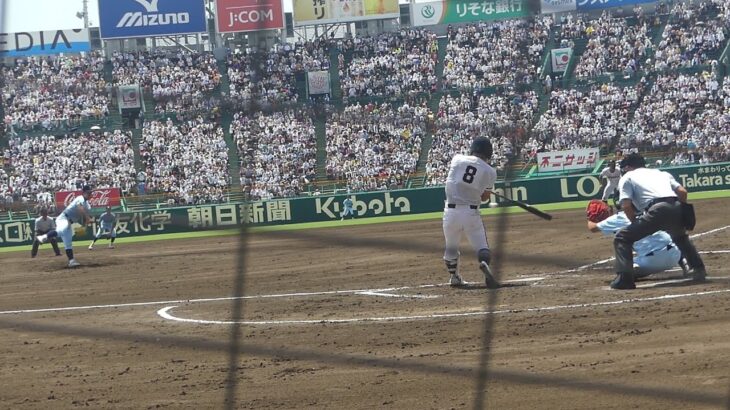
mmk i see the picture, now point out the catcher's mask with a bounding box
[470,137,493,159]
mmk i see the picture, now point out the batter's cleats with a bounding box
[479,261,500,289]
[449,273,464,286]
[610,273,635,290]
[36,234,47,244]
[68,259,81,268]
[88,244,94,250]
[108,244,115,249]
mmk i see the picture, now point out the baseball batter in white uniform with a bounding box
[600,160,621,204]
[442,137,499,289]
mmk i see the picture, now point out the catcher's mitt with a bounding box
[586,199,611,223]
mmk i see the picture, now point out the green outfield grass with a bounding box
[3,189,729,254]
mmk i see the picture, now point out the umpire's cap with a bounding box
[470,137,493,159]
[619,153,646,170]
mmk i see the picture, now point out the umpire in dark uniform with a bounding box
[31,208,62,258]
[611,153,706,289]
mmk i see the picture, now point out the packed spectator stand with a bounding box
[139,118,229,205]
[339,29,439,98]
[443,18,551,90]
[2,1,730,215]
[2,52,110,135]
[2,130,136,212]
[325,101,429,191]
[232,110,318,200]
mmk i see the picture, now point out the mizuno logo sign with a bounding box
[116,0,190,28]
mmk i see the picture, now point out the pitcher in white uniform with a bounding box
[442,137,500,289]
[36,185,93,268]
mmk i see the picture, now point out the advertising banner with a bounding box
[537,148,598,172]
[292,0,399,26]
[0,29,90,57]
[551,47,572,73]
[3,162,728,247]
[540,0,577,13]
[98,0,207,39]
[118,85,142,110]
[411,0,530,27]
[577,0,656,11]
[215,0,285,33]
[307,71,331,95]
[55,188,122,210]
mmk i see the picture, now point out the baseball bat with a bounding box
[490,192,553,221]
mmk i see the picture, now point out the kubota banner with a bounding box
[55,188,122,209]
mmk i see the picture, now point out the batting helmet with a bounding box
[82,185,93,193]
[470,137,493,159]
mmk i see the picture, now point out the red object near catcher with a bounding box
[586,199,611,223]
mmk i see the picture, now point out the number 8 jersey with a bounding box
[445,154,498,206]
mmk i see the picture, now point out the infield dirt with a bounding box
[1,199,729,409]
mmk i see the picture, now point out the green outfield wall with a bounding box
[2,162,728,247]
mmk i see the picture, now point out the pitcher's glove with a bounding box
[73,224,87,237]
[586,199,610,223]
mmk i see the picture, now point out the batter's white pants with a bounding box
[442,207,489,262]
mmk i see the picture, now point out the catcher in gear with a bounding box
[441,137,500,289]
[31,208,61,258]
[586,199,687,278]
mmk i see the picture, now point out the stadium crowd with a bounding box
[232,110,317,200]
[653,1,727,71]
[2,52,109,134]
[443,18,551,90]
[618,71,729,164]
[1,131,135,208]
[339,30,438,98]
[529,83,641,156]
[139,118,229,204]
[227,39,331,108]
[325,101,428,191]
[565,13,653,78]
[426,91,538,185]
[111,50,221,114]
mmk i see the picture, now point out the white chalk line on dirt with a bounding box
[156,288,730,325]
[2,227,727,319]
[0,277,543,316]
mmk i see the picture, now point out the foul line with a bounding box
[156,288,730,325]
